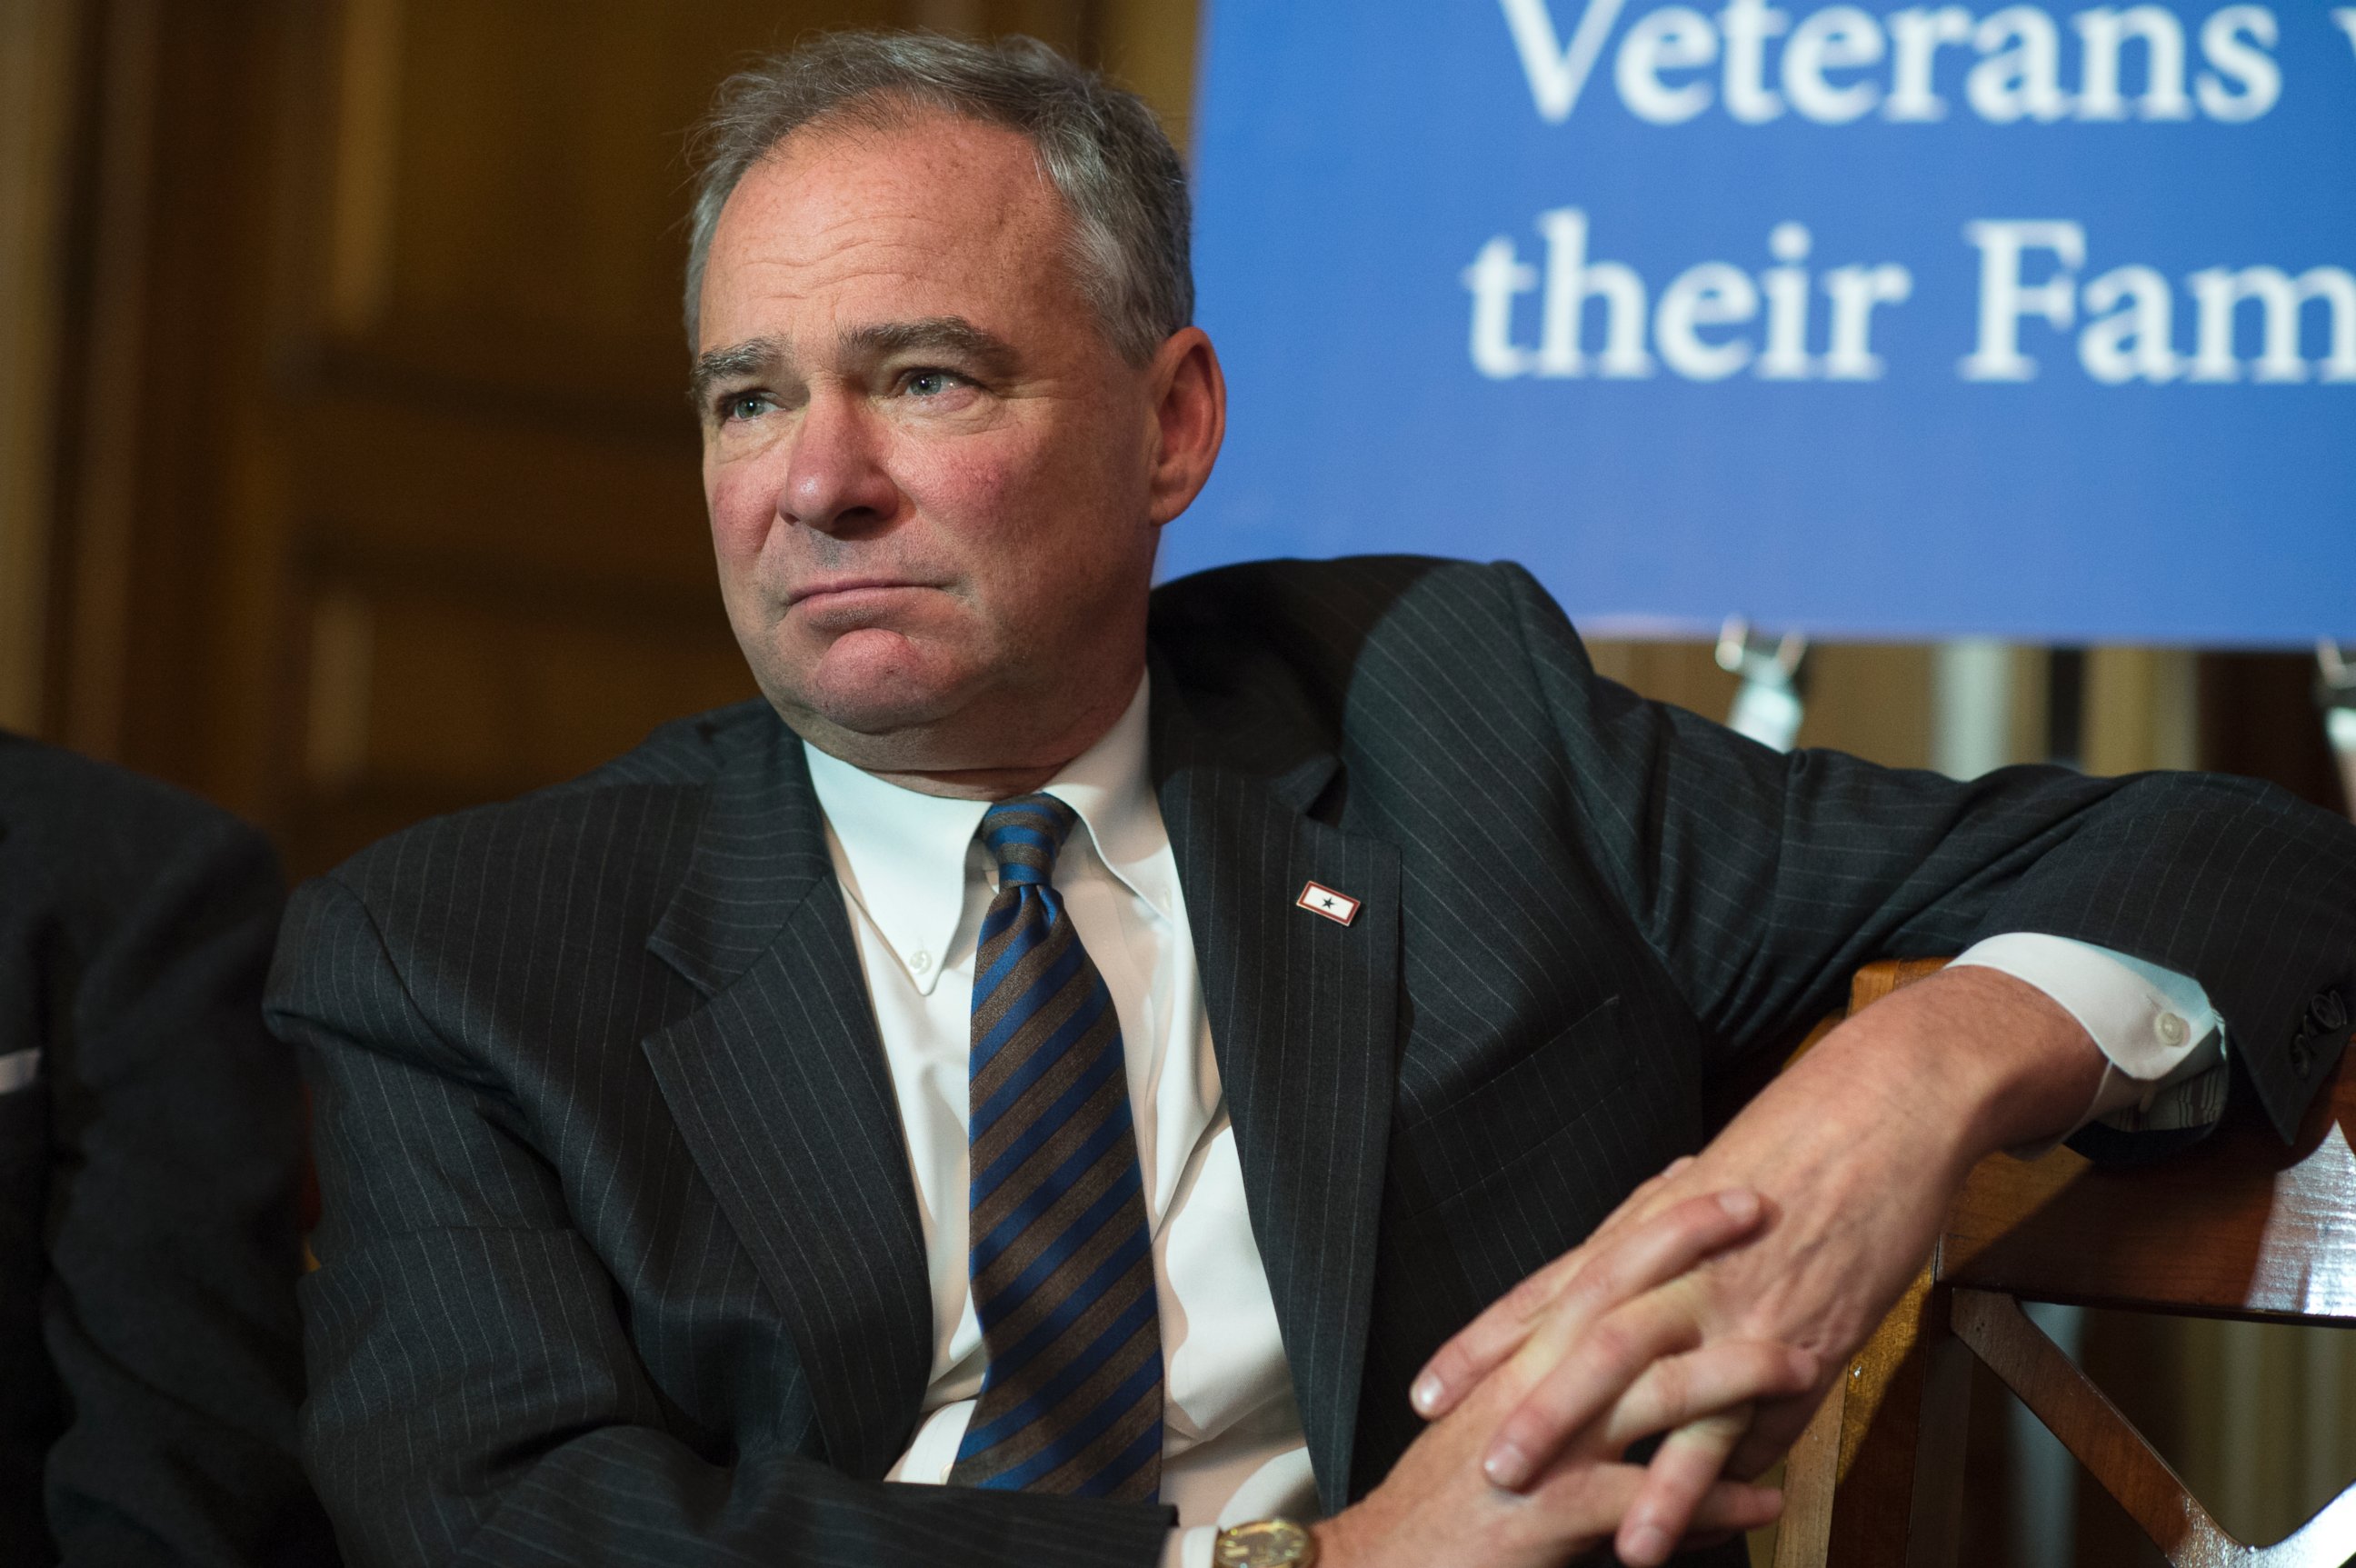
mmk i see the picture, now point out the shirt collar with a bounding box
[1033,675,1171,924]
[804,744,985,995]
[802,675,1167,994]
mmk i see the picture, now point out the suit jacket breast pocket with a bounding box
[1388,996,1632,1222]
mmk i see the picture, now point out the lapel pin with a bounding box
[1296,880,1361,926]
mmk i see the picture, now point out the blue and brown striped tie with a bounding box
[948,794,1163,1501]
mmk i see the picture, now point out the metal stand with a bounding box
[1717,617,1809,752]
[2318,642,2356,822]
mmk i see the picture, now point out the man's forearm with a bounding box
[1777,964,2109,1178]
[1652,963,2106,1375]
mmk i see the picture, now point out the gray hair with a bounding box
[684,31,1192,365]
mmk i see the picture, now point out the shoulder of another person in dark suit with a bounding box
[0,731,283,981]
[0,734,337,1567]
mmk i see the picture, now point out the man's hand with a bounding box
[1310,1187,1816,1568]
[1409,966,2108,1565]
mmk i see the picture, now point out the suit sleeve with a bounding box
[271,875,1173,1568]
[42,804,331,1566]
[1495,562,2356,1143]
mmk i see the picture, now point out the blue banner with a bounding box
[1177,0,2356,644]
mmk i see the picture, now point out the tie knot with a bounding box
[980,794,1078,888]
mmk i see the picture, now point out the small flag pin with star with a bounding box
[1296,880,1360,926]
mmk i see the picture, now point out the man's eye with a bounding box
[903,369,962,398]
[721,392,774,422]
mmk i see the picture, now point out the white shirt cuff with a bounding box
[1170,1525,1215,1568]
[1950,933,2227,1142]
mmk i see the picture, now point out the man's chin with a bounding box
[750,628,972,734]
[758,663,979,763]
[772,674,949,733]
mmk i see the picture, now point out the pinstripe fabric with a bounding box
[949,797,1163,1500]
[270,559,2356,1568]
[1148,689,1400,1514]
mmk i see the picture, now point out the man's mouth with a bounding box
[785,577,930,609]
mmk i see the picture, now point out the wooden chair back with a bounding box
[1772,959,2356,1568]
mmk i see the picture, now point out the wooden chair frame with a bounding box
[1774,960,2356,1568]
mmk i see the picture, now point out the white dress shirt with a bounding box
[804,675,2223,1567]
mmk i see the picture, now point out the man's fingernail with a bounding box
[1482,1443,1531,1489]
[1624,1524,1671,1563]
[1718,1189,1759,1222]
[1411,1373,1443,1414]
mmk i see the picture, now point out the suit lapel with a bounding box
[640,717,933,1479]
[634,694,1404,1499]
[1153,692,1402,1512]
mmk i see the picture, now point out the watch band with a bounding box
[1212,1517,1318,1568]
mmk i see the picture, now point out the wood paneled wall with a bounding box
[31,0,1193,874]
[0,0,81,734]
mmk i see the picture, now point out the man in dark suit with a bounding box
[268,31,2356,1568]
[1,734,333,1565]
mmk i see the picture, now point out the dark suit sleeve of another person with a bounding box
[272,870,1173,1568]
[1487,562,2356,1138]
[0,740,328,1567]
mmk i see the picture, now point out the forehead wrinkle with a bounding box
[764,205,1035,292]
[698,120,1087,391]
[772,105,1062,223]
[714,211,1022,328]
[739,121,1067,283]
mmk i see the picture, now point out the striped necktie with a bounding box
[948,794,1163,1501]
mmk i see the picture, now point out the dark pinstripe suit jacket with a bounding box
[268,558,2356,1568]
[2,736,332,1567]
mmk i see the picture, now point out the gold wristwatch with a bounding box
[1211,1518,1318,1567]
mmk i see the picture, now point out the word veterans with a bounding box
[1502,0,2324,127]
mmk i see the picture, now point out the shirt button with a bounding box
[2156,1012,2188,1047]
[910,949,933,974]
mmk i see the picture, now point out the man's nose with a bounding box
[780,391,900,535]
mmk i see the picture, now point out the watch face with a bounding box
[1214,1518,1314,1568]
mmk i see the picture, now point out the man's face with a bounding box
[694,112,1183,774]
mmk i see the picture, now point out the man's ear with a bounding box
[1144,326,1226,527]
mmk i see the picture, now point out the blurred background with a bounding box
[0,3,2346,1563]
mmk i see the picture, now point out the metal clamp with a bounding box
[1718,616,1810,752]
[2318,641,2356,820]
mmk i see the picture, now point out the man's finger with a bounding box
[1481,1274,1726,1490]
[1412,1172,1742,1420]
[1682,1476,1784,1540]
[1597,1341,1818,1454]
[1586,1154,1698,1245]
[1722,1387,1824,1483]
[1520,1458,1781,1553]
[1412,1255,1584,1421]
[1410,1157,1702,1421]
[1409,1158,1694,1423]
[1615,1407,1756,1567]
